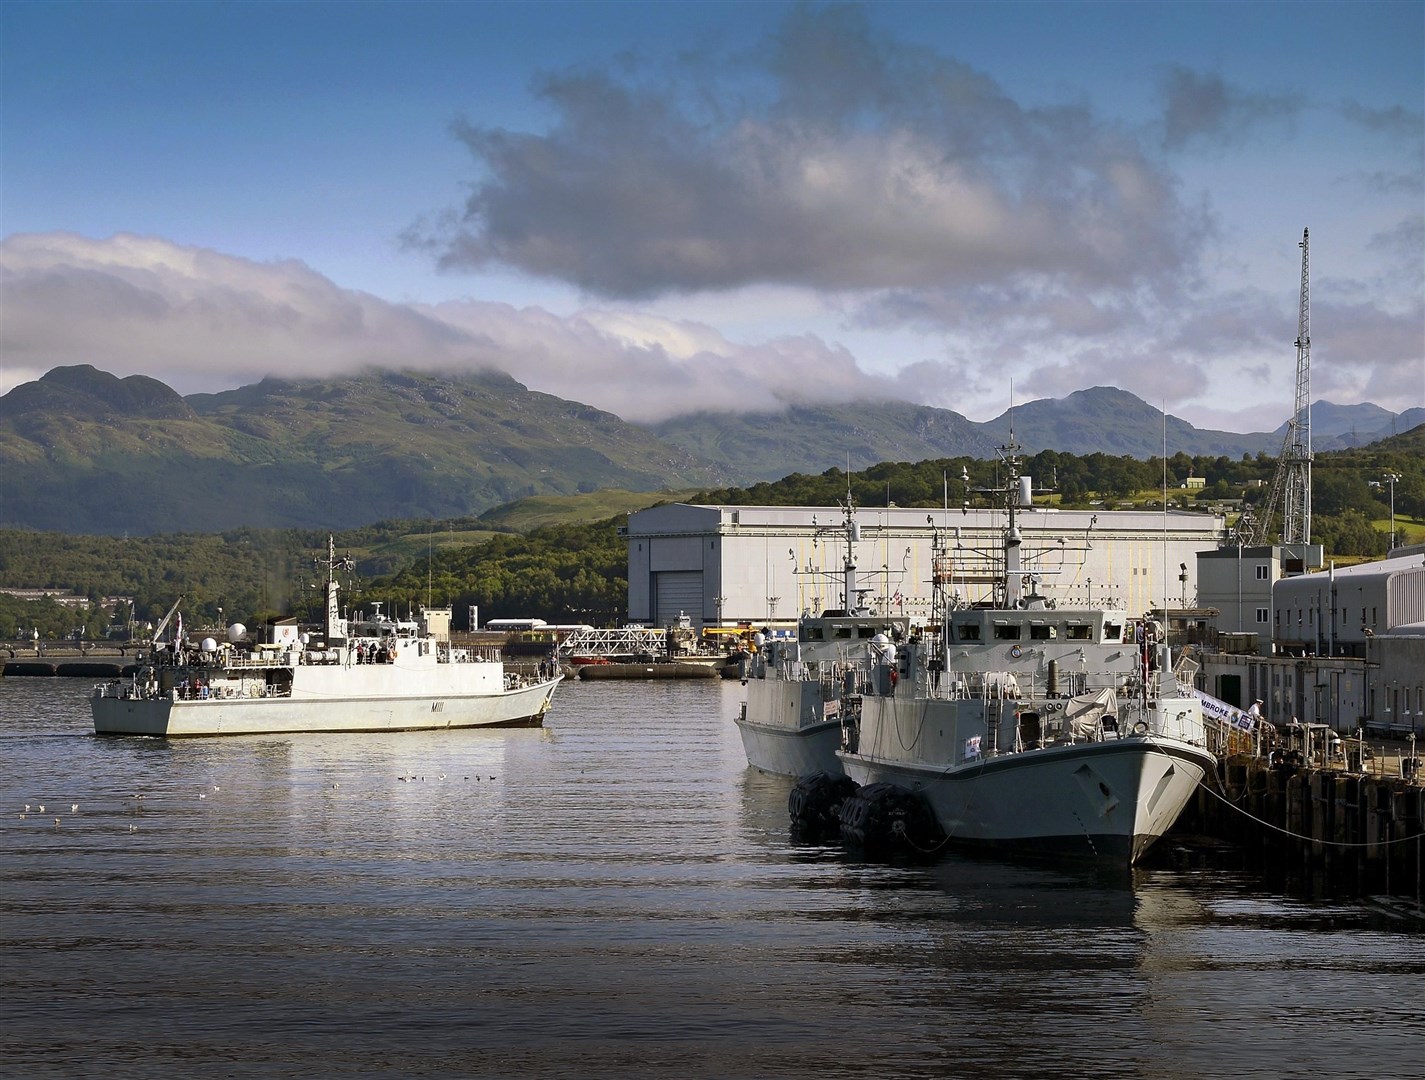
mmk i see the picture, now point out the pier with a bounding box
[2,643,141,679]
[1176,745,1424,907]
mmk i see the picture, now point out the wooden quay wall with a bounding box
[1179,752,1424,906]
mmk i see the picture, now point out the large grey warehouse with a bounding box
[624,502,1229,630]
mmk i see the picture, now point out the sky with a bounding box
[1,0,1422,432]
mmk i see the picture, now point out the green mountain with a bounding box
[975,386,1278,458]
[647,388,1281,479]
[0,365,730,535]
[3,366,1414,535]
[645,401,1002,480]
[648,388,1416,478]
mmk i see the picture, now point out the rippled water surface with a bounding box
[3,677,1421,1079]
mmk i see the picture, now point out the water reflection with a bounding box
[2,676,1421,1080]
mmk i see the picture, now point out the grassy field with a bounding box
[476,489,696,531]
[1372,515,1424,549]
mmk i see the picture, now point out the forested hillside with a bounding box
[3,432,1420,641]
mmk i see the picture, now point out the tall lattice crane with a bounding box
[1238,228,1312,546]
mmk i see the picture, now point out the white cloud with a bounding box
[416,6,1200,306]
[4,229,1418,428]
[0,232,899,422]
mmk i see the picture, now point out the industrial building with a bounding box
[1194,548,1425,736]
[624,502,1229,631]
[1196,542,1324,644]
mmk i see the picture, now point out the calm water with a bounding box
[2,676,1421,1079]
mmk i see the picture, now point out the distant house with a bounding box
[1183,476,1206,490]
[0,588,90,609]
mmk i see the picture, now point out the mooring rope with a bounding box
[1195,774,1424,849]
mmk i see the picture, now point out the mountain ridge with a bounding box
[1,365,1416,534]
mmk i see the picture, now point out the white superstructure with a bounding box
[92,540,561,737]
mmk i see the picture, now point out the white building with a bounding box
[1194,548,1425,736]
[1274,549,1425,658]
[624,502,1229,630]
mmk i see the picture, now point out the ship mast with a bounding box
[318,537,355,648]
[1001,440,1025,608]
[839,476,861,613]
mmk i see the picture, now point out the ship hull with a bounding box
[93,678,560,737]
[735,676,845,776]
[840,733,1214,866]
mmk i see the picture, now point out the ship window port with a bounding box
[993,625,1022,641]
[957,625,981,641]
[1030,625,1056,640]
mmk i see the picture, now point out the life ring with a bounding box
[1133,720,1149,734]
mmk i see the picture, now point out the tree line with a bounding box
[2,433,1419,640]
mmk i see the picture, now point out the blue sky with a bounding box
[2,0,1421,431]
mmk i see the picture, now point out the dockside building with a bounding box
[624,502,1228,631]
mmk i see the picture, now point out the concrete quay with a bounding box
[2,644,143,679]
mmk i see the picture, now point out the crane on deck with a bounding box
[1235,228,1313,547]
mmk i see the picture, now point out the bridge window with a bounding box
[957,624,981,641]
[1029,624,1055,640]
[1066,625,1091,640]
[993,624,1022,641]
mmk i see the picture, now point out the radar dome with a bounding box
[226,623,247,644]
[199,637,218,653]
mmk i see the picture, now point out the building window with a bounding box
[1255,565,1269,580]
[1256,608,1269,624]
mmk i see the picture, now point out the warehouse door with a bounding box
[653,571,703,628]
